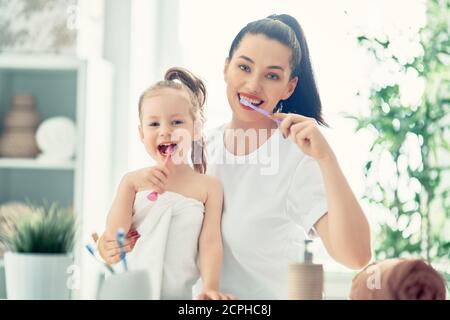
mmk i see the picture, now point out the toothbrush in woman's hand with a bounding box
[147,144,175,201]
[240,97,282,124]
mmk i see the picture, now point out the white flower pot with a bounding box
[4,252,73,300]
[0,259,6,299]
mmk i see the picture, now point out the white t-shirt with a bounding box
[205,124,328,299]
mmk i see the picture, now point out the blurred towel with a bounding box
[127,191,204,299]
[350,258,446,300]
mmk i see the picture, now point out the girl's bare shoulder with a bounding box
[197,173,222,190]
[191,172,223,203]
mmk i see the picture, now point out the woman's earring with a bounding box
[273,101,283,113]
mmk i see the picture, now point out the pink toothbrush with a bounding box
[240,97,282,124]
[147,145,175,201]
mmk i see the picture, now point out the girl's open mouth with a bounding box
[157,143,177,156]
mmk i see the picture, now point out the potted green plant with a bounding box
[0,203,77,299]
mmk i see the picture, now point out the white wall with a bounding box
[103,0,132,200]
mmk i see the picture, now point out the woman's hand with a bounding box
[98,229,140,265]
[195,290,237,300]
[271,113,334,162]
[124,165,170,194]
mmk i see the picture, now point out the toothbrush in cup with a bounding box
[239,97,282,125]
[116,228,128,272]
[85,243,115,274]
[147,144,175,201]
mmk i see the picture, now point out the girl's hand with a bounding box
[124,165,170,194]
[98,229,140,265]
[195,290,237,300]
[271,113,334,162]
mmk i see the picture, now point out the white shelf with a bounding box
[0,56,113,299]
[0,158,75,170]
[0,54,84,71]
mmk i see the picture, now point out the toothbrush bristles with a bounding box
[240,97,281,124]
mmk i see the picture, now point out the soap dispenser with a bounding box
[287,240,324,300]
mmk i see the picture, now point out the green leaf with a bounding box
[349,0,450,263]
[0,203,77,254]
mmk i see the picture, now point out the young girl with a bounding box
[98,67,233,300]
[202,14,372,299]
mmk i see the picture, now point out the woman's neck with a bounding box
[224,116,278,156]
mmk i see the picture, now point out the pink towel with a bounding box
[350,258,446,300]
